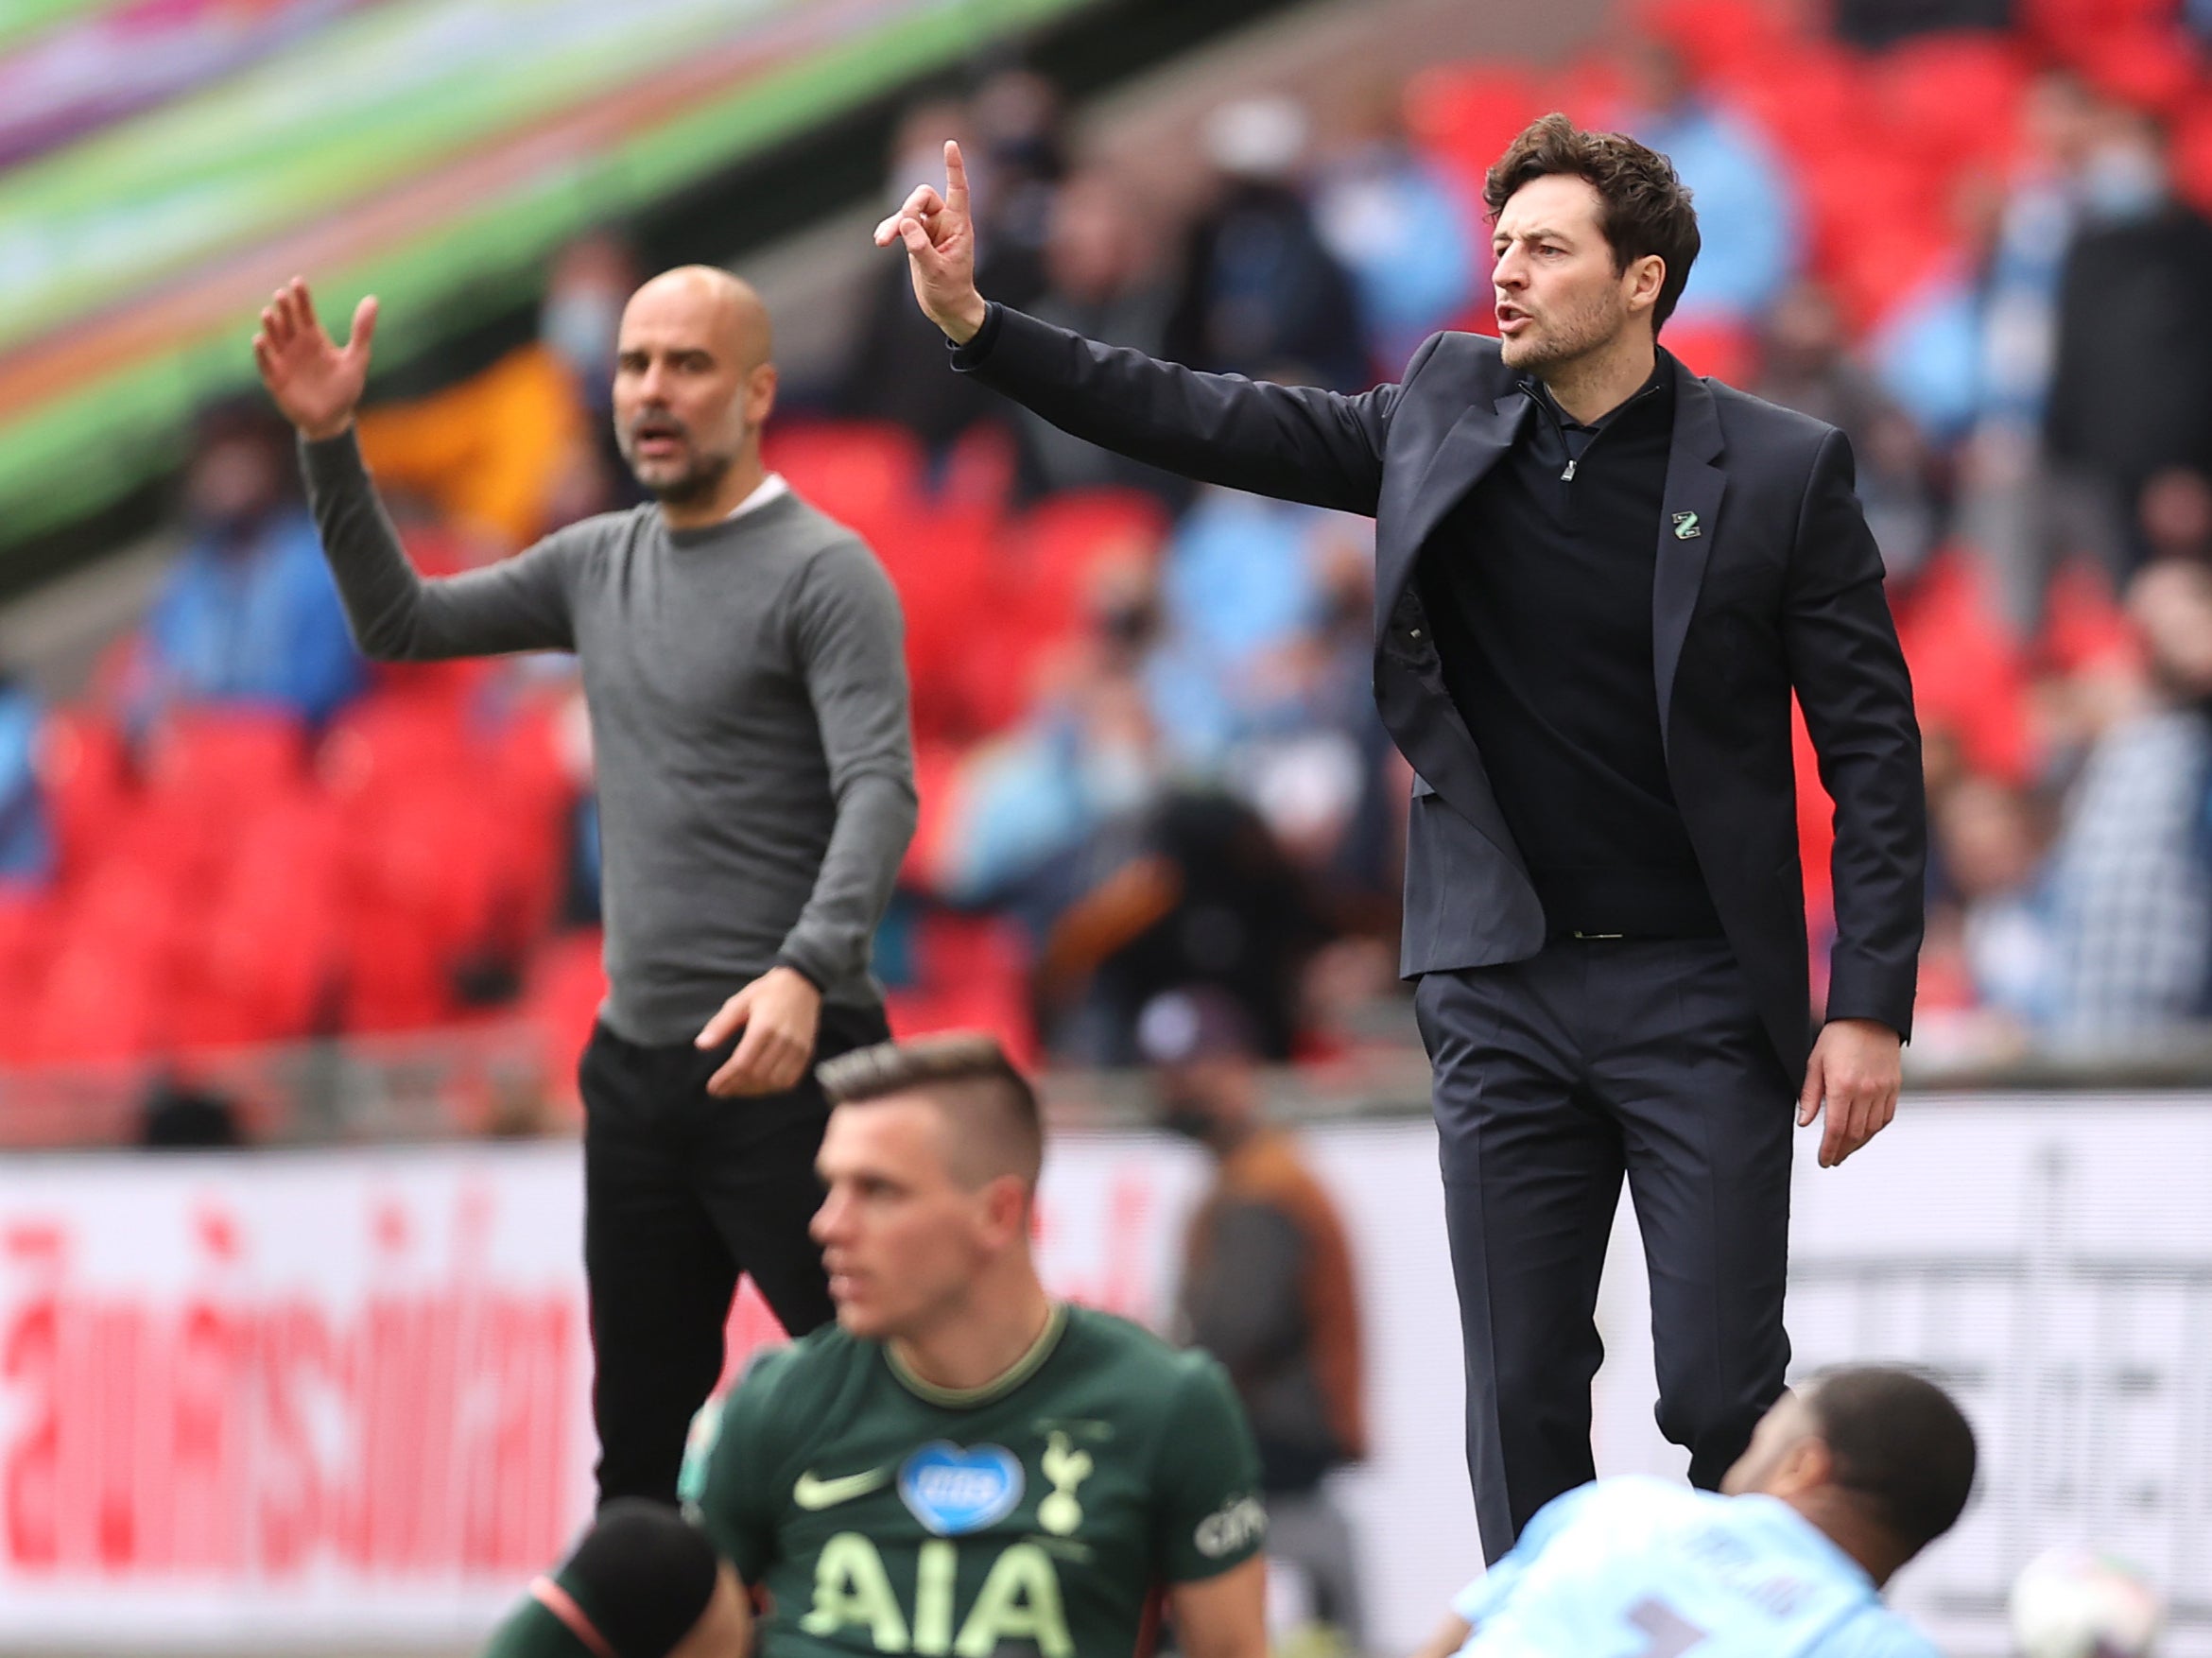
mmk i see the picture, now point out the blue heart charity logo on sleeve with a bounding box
[897,1442,1026,1536]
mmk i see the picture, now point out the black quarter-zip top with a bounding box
[1414,357,1724,941]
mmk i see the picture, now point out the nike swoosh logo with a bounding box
[793,1468,890,1510]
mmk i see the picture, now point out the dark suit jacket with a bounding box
[957,307,1926,1079]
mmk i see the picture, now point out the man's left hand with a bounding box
[698,967,823,1097]
[1798,1017,1903,1168]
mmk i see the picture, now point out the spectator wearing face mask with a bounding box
[131,401,366,729]
[353,232,643,549]
[2045,107,2212,581]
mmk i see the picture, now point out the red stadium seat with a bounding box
[1404,62,1545,210]
[127,707,314,889]
[1549,50,1631,128]
[523,927,606,1112]
[1894,547,2034,785]
[874,506,1000,743]
[1000,489,1171,639]
[1871,32,2031,181]
[1633,0,1795,81]
[2023,0,2187,61]
[1713,43,1870,164]
[762,422,925,547]
[144,705,309,800]
[1660,318,1759,386]
[34,708,130,880]
[948,491,1170,736]
[0,888,48,1063]
[886,913,1038,1068]
[2038,560,2140,675]
[902,741,966,886]
[14,863,181,1064]
[2176,93,2212,216]
[336,781,506,1032]
[320,688,477,795]
[2075,26,2204,117]
[1793,699,1834,931]
[169,795,344,1049]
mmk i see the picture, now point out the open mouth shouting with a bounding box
[627,410,688,464]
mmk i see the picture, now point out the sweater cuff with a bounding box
[298,425,368,485]
[947,302,1006,372]
[773,950,829,995]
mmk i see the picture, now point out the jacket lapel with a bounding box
[1375,389,1532,639]
[1651,361,1726,758]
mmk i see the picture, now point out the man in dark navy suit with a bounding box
[874,115,1924,1562]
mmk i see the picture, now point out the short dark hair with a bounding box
[1483,113,1702,331]
[818,1033,1044,1189]
[1805,1366,1978,1558]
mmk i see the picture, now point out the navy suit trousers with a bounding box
[1415,937,1795,1562]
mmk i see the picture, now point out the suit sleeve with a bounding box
[954,305,1434,516]
[301,429,578,661]
[1781,428,1927,1042]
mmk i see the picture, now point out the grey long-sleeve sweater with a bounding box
[302,432,916,1045]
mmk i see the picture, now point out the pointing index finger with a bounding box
[943,139,969,216]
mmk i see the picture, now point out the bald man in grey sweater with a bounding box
[253,269,916,1508]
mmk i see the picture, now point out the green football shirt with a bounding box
[680,1304,1268,1658]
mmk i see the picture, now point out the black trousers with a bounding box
[579,1001,890,1508]
[1415,937,1794,1563]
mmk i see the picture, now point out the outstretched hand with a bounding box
[872,139,988,344]
[251,277,378,441]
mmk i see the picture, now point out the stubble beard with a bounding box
[619,414,741,509]
[632,447,736,509]
[1499,290,1631,376]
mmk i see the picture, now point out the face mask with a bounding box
[542,288,624,382]
[2080,145,2166,225]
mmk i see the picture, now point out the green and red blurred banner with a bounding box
[0,0,1100,552]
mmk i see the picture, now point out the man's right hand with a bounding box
[872,139,988,345]
[251,277,378,441]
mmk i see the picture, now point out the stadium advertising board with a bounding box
[3,1100,2208,1656]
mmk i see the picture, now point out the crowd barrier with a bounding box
[3,1096,2208,1656]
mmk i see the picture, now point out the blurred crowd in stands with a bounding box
[5,0,2212,1105]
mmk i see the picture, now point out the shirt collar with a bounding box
[884,1303,1070,1408]
[725,472,790,522]
[1525,354,1672,432]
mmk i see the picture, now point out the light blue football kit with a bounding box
[1449,1477,1941,1658]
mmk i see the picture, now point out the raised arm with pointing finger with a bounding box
[876,141,1408,512]
[884,126,1927,1563]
